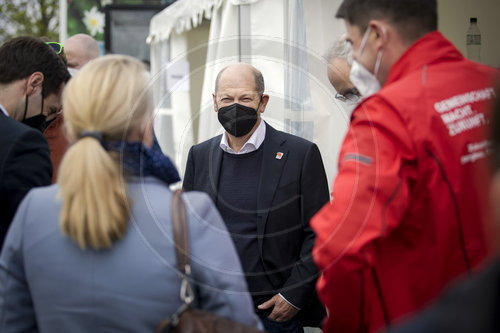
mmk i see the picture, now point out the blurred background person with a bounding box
[326,35,361,117]
[0,36,69,248]
[0,55,262,332]
[63,33,100,71]
[312,0,498,332]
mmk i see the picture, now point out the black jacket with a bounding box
[183,122,329,326]
[0,112,52,248]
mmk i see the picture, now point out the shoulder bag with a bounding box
[156,190,262,333]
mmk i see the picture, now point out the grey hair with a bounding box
[215,65,265,96]
[326,35,353,66]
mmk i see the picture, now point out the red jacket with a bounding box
[44,113,70,183]
[311,31,498,332]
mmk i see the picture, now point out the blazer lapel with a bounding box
[257,123,288,250]
[206,137,223,203]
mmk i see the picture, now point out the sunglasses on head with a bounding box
[46,41,64,55]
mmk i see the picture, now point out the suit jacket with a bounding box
[0,177,262,332]
[0,112,52,248]
[183,122,329,326]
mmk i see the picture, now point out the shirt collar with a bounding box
[0,104,8,117]
[219,119,266,155]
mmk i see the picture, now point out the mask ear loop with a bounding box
[22,94,29,121]
[373,26,387,77]
[22,87,45,121]
[40,90,45,116]
[256,95,263,112]
[357,26,372,61]
[374,49,384,77]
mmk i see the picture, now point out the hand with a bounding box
[257,294,299,322]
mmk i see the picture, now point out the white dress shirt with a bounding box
[0,104,9,117]
[219,119,266,154]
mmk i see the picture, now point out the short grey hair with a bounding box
[326,35,353,66]
[214,65,265,96]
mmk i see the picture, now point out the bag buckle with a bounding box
[180,266,194,305]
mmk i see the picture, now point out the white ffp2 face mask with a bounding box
[349,27,384,98]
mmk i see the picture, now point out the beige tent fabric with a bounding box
[147,0,223,44]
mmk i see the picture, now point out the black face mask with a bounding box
[22,92,47,132]
[23,114,47,132]
[217,100,261,137]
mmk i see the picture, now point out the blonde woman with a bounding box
[0,55,262,332]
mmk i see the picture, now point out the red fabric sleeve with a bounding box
[311,98,416,332]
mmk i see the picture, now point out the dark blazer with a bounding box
[183,122,329,326]
[0,112,52,248]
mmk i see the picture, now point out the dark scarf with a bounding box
[102,141,180,185]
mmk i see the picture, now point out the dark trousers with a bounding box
[259,315,304,333]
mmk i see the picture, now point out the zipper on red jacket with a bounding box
[367,177,403,331]
[374,175,406,330]
[426,148,471,273]
[359,250,390,332]
[359,266,366,333]
[372,267,390,329]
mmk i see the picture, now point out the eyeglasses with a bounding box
[335,88,361,103]
[45,42,64,55]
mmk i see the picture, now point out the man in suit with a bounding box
[0,36,70,248]
[183,63,329,332]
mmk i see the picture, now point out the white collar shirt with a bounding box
[219,119,266,155]
[0,104,8,117]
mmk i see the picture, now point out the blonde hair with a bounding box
[58,55,152,250]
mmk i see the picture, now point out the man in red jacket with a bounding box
[311,1,498,332]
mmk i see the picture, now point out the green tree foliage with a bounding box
[0,0,59,44]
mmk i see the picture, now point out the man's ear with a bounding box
[212,93,218,113]
[259,94,270,113]
[25,72,44,95]
[369,20,388,50]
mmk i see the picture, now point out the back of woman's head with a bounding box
[58,55,152,250]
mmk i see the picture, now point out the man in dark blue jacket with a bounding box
[183,63,329,332]
[0,36,70,248]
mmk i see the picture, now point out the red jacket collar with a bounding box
[385,31,464,85]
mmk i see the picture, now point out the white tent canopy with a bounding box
[149,0,348,189]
